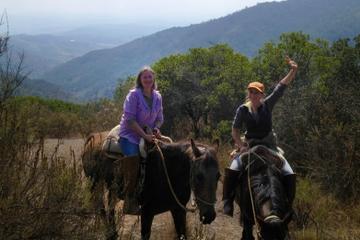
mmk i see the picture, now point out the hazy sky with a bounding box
[1,0,283,34]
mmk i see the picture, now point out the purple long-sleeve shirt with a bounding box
[119,87,164,144]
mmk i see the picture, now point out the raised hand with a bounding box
[285,56,298,70]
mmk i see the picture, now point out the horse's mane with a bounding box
[158,141,191,154]
[251,166,286,216]
[158,140,218,166]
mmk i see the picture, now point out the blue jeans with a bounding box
[119,137,139,156]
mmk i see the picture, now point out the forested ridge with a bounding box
[41,0,360,100]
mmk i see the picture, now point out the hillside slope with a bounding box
[42,0,360,100]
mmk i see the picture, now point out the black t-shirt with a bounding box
[232,83,287,139]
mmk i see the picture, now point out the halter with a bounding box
[245,147,288,240]
[194,193,217,207]
[247,148,262,240]
[264,215,281,222]
[153,140,217,213]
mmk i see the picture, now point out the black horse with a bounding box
[82,135,220,239]
[236,149,293,240]
[139,139,220,239]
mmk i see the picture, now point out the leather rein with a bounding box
[152,140,216,213]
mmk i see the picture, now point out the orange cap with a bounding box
[247,81,265,93]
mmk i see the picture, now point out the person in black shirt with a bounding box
[223,57,298,217]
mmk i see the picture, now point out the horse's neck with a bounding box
[162,145,192,179]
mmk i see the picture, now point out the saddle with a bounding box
[101,125,173,159]
[101,125,123,159]
[249,145,285,170]
[101,125,173,214]
[230,145,285,171]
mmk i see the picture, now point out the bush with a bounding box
[0,103,104,239]
[291,178,360,239]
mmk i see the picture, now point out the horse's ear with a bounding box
[213,139,220,152]
[190,139,201,158]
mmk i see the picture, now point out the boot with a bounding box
[283,174,296,207]
[222,168,241,217]
[123,192,141,215]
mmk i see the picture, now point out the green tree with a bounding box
[153,44,252,139]
[305,35,360,200]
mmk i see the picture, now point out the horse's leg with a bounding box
[105,187,118,240]
[170,208,187,239]
[241,215,254,240]
[141,208,154,240]
[91,179,106,217]
[91,180,115,239]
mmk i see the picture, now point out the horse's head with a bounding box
[188,139,220,224]
[244,152,291,239]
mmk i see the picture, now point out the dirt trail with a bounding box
[45,138,243,239]
[44,138,86,164]
[116,182,242,240]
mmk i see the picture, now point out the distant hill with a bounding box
[58,24,167,47]
[9,24,165,77]
[15,78,78,102]
[9,34,111,77]
[42,0,360,100]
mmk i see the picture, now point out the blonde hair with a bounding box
[244,89,265,113]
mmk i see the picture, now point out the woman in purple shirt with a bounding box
[119,66,164,156]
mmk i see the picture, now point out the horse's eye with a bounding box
[196,173,204,182]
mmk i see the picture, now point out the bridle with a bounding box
[152,140,217,213]
[246,148,262,239]
[244,147,290,240]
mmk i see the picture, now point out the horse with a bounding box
[82,133,220,240]
[82,130,121,237]
[135,139,220,239]
[235,147,293,240]
[82,131,111,188]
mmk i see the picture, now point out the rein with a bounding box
[154,140,196,212]
[153,140,216,213]
[194,193,217,206]
[245,147,286,239]
[247,149,262,240]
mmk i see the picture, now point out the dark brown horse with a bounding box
[82,131,122,238]
[82,131,110,184]
[138,139,220,239]
[236,150,292,240]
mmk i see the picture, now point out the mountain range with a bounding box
[8,24,165,77]
[16,0,360,100]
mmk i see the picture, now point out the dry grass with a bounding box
[0,137,105,239]
[289,177,360,240]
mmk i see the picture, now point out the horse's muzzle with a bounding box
[200,208,216,224]
[262,216,288,240]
